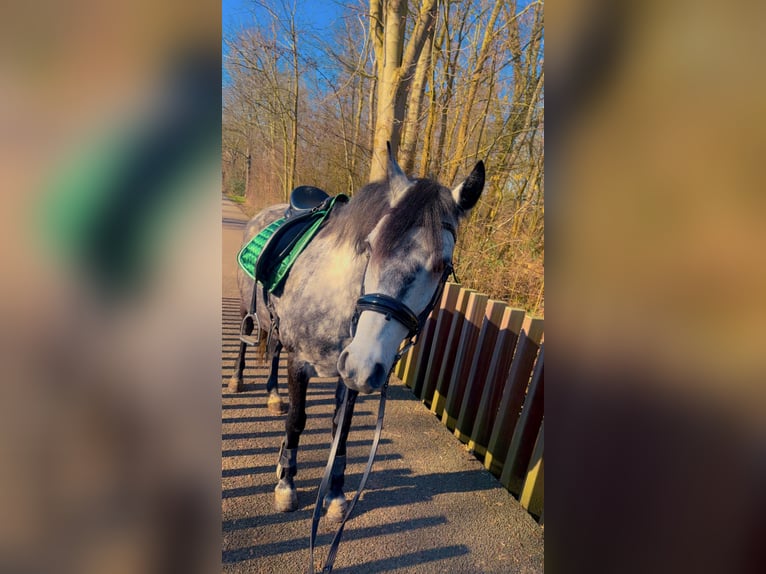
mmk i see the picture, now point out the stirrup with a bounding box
[239,312,261,345]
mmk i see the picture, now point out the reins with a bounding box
[307,238,455,573]
[307,369,389,574]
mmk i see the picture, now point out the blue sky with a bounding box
[222,0,541,87]
[222,0,348,85]
[223,0,346,31]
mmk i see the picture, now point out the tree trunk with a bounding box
[369,0,438,182]
[368,70,377,160]
[447,0,505,184]
[350,72,366,192]
[432,0,467,179]
[399,26,434,174]
[420,7,446,176]
[289,13,299,195]
[245,143,251,199]
[370,0,407,181]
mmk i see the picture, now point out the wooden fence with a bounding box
[393,282,544,523]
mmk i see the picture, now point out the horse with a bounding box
[229,147,484,522]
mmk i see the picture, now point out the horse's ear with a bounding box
[386,141,410,203]
[452,161,485,215]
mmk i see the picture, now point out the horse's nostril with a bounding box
[370,363,387,389]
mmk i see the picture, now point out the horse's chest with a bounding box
[275,290,351,354]
[271,239,359,372]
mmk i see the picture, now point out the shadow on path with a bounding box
[222,515,461,567]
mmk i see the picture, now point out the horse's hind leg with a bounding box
[325,380,358,523]
[265,341,286,415]
[274,357,309,512]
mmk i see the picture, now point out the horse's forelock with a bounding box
[334,178,455,267]
[375,180,453,266]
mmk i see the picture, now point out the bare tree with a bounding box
[446,0,504,184]
[222,0,545,312]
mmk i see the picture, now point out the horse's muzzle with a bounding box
[337,350,387,394]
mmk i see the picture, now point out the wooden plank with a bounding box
[394,333,413,380]
[518,419,544,518]
[441,292,489,430]
[501,345,544,494]
[416,282,461,404]
[430,288,475,417]
[397,287,446,385]
[468,307,526,456]
[400,312,434,389]
[409,282,456,397]
[394,343,412,381]
[483,317,544,476]
[524,316,544,345]
[454,300,507,443]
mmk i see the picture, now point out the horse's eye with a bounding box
[430,258,448,274]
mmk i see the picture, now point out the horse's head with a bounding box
[338,147,484,394]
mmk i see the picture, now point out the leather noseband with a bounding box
[351,261,454,345]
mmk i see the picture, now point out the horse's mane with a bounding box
[332,178,456,267]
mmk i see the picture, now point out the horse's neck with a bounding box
[288,215,365,300]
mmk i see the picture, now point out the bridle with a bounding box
[350,221,457,359]
[308,221,457,574]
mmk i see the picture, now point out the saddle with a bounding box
[286,185,330,216]
[237,186,348,295]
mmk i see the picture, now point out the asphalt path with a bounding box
[221,196,544,573]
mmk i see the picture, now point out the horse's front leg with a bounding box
[274,357,310,512]
[228,307,255,393]
[325,380,358,523]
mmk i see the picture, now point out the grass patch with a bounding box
[226,194,246,204]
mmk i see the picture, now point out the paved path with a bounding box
[221,196,544,573]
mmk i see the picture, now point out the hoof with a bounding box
[274,482,298,512]
[324,493,348,523]
[267,393,287,415]
[227,377,243,393]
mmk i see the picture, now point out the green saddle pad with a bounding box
[237,194,347,293]
[237,217,285,281]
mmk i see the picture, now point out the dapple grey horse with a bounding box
[230,149,484,520]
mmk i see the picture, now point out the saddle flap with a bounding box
[256,218,313,282]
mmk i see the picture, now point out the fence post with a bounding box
[454,300,508,443]
[430,288,475,417]
[417,282,461,404]
[484,317,544,476]
[394,343,409,380]
[399,308,438,389]
[518,419,544,519]
[467,307,526,456]
[441,292,488,430]
[394,350,408,380]
[501,345,544,494]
